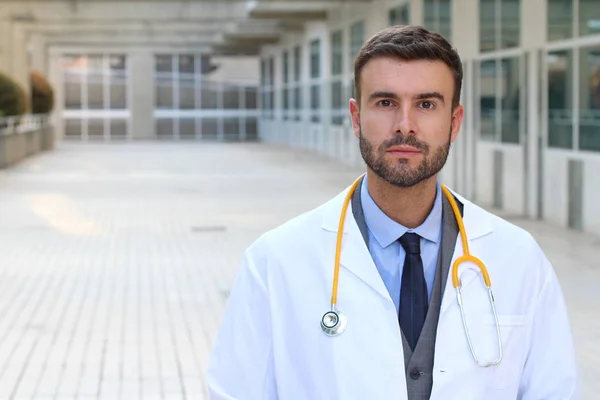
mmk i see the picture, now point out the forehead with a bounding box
[360,57,454,96]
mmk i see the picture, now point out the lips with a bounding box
[386,146,422,155]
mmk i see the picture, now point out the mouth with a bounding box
[386,146,422,157]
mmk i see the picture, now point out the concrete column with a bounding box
[409,0,424,26]
[29,33,47,74]
[0,21,10,74]
[129,50,156,139]
[522,0,547,219]
[451,0,479,199]
[11,24,31,102]
[48,51,63,141]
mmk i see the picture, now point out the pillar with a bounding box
[129,50,156,139]
[521,0,547,219]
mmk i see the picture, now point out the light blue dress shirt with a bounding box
[360,175,443,315]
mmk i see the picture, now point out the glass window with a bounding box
[179,76,195,110]
[310,84,320,122]
[110,119,127,138]
[283,51,289,84]
[310,39,320,79]
[424,0,451,40]
[389,3,410,26]
[579,0,600,37]
[178,55,195,109]
[424,0,436,32]
[331,30,343,76]
[109,82,126,110]
[268,58,274,86]
[547,50,573,149]
[479,60,497,140]
[178,55,195,74]
[579,46,600,152]
[480,0,496,52]
[88,119,104,139]
[331,81,344,125]
[109,55,127,110]
[438,0,452,40]
[500,57,520,143]
[501,0,520,49]
[283,88,289,112]
[64,119,82,138]
[350,21,365,66]
[223,84,240,110]
[179,118,196,139]
[294,45,301,82]
[156,55,173,72]
[87,55,104,110]
[245,87,257,109]
[201,80,219,109]
[64,79,82,110]
[480,0,520,52]
[156,75,173,109]
[548,0,573,41]
[294,87,302,121]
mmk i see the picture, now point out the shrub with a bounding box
[0,71,27,118]
[30,70,55,114]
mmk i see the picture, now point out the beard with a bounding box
[359,127,452,188]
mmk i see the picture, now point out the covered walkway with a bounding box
[0,142,597,399]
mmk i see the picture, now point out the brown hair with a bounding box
[354,25,463,109]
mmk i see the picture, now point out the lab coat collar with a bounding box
[320,180,493,303]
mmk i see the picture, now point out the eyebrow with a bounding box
[368,91,446,103]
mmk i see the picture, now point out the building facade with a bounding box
[255,0,600,236]
[0,1,264,143]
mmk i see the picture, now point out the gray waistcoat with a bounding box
[351,177,461,400]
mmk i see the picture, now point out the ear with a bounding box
[450,104,464,143]
[349,98,360,139]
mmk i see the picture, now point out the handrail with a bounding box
[0,114,51,137]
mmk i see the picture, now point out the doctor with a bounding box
[207,25,580,399]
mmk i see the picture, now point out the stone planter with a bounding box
[0,122,55,169]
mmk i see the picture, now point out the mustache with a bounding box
[380,134,429,154]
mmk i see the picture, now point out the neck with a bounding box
[365,169,438,229]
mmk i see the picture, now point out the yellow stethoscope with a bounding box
[320,174,503,367]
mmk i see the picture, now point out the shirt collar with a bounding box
[359,174,443,248]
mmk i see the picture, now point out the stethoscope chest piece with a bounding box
[320,309,347,336]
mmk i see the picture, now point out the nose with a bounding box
[393,106,417,136]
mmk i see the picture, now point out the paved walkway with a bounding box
[0,141,597,399]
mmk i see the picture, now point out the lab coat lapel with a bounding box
[320,184,494,313]
[439,189,493,318]
[320,186,392,303]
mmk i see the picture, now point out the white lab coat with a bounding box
[207,184,581,399]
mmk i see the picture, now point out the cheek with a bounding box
[420,115,452,141]
[361,111,393,133]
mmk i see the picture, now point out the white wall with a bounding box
[207,56,260,83]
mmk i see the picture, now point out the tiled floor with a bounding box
[0,141,597,399]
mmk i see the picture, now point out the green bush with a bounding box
[30,70,54,114]
[0,71,27,118]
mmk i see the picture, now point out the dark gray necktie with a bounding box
[398,232,428,351]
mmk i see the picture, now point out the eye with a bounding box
[377,100,393,107]
[420,101,435,109]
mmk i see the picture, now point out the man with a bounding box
[207,25,580,399]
